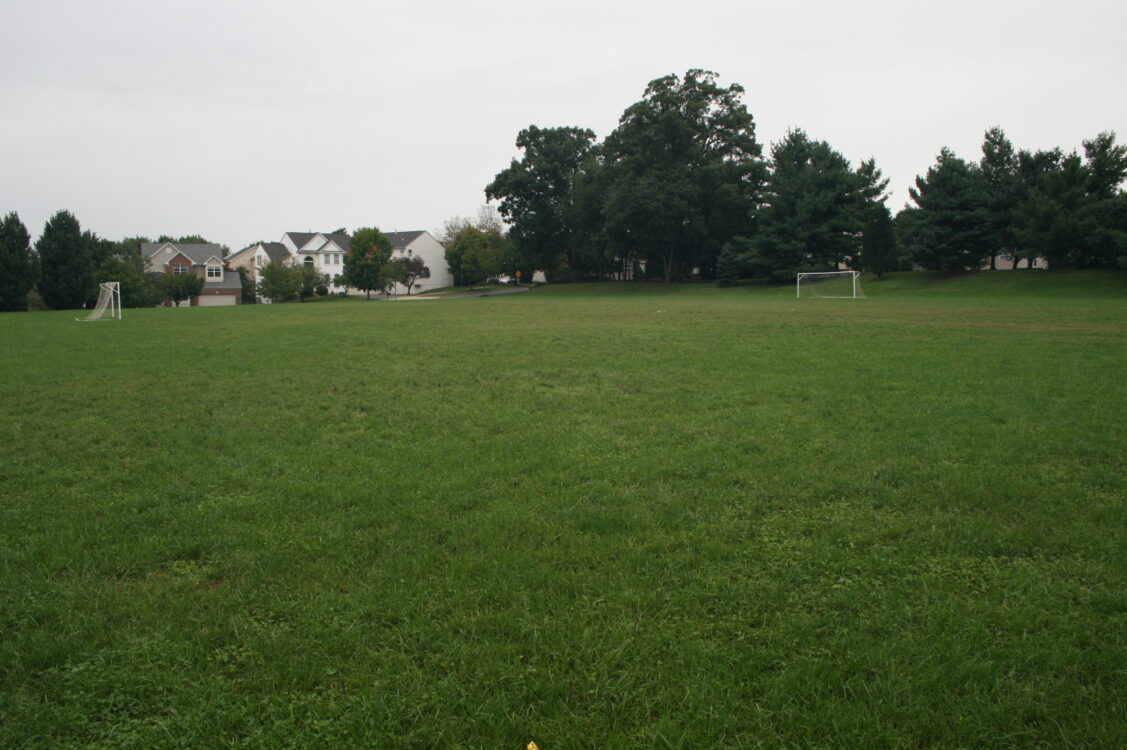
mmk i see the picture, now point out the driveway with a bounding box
[388,286,533,301]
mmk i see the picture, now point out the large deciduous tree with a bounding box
[0,212,38,311]
[36,210,96,309]
[342,227,393,299]
[486,126,597,279]
[600,70,766,282]
[445,226,501,288]
[904,148,990,271]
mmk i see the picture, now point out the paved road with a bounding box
[388,286,533,301]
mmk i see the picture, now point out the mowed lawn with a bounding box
[1,272,1125,749]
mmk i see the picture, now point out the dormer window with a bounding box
[207,265,222,279]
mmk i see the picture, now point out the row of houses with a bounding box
[142,229,452,306]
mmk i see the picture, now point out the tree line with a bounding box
[901,129,1127,271]
[0,211,437,310]
[0,209,229,311]
[483,69,1127,283]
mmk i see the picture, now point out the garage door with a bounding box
[196,294,236,307]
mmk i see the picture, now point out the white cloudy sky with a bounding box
[2,0,1124,251]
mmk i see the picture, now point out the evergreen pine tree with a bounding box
[0,212,38,311]
[747,129,886,279]
[979,127,1021,269]
[906,149,990,271]
[36,210,95,309]
[860,205,896,278]
[715,243,742,286]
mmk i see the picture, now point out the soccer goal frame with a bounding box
[796,271,863,299]
[77,281,122,321]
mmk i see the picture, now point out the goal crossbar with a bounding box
[77,282,122,321]
[796,271,863,299]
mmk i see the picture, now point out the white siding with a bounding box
[390,231,452,294]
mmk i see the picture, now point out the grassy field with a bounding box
[1,271,1125,748]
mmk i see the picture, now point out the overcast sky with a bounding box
[2,0,1124,252]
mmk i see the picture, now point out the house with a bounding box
[142,242,242,306]
[383,230,452,294]
[982,254,1049,270]
[280,232,351,292]
[227,228,452,299]
[226,242,291,301]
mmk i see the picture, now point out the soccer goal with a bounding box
[796,271,864,299]
[77,282,122,321]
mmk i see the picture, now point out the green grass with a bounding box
[2,271,1125,748]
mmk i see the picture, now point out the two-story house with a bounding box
[142,242,242,306]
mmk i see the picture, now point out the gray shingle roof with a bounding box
[286,232,317,250]
[142,242,225,266]
[383,231,424,249]
[205,276,243,290]
[324,233,351,251]
[261,242,290,262]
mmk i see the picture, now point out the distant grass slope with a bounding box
[533,269,1127,300]
[862,268,1127,298]
[1,275,1124,748]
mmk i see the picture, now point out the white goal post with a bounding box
[77,282,122,321]
[796,271,864,299]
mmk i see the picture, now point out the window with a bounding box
[304,256,314,268]
[207,265,222,279]
[172,265,188,275]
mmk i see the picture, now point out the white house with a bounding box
[227,229,453,299]
[383,230,452,294]
[281,232,350,291]
[142,241,242,306]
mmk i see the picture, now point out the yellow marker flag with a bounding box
[527,743,539,750]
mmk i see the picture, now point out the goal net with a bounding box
[796,271,864,299]
[78,282,122,321]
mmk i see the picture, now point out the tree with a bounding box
[860,204,897,278]
[1082,131,1127,200]
[1012,154,1092,269]
[0,212,38,311]
[1006,133,1127,269]
[158,272,203,306]
[257,259,302,302]
[298,265,328,302]
[904,148,990,271]
[36,210,96,309]
[380,260,408,296]
[979,127,1021,269]
[96,254,160,308]
[600,70,766,282]
[486,126,598,278]
[445,226,500,288]
[743,129,886,280]
[342,227,392,299]
[714,243,742,287]
[398,254,430,294]
[236,267,256,304]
